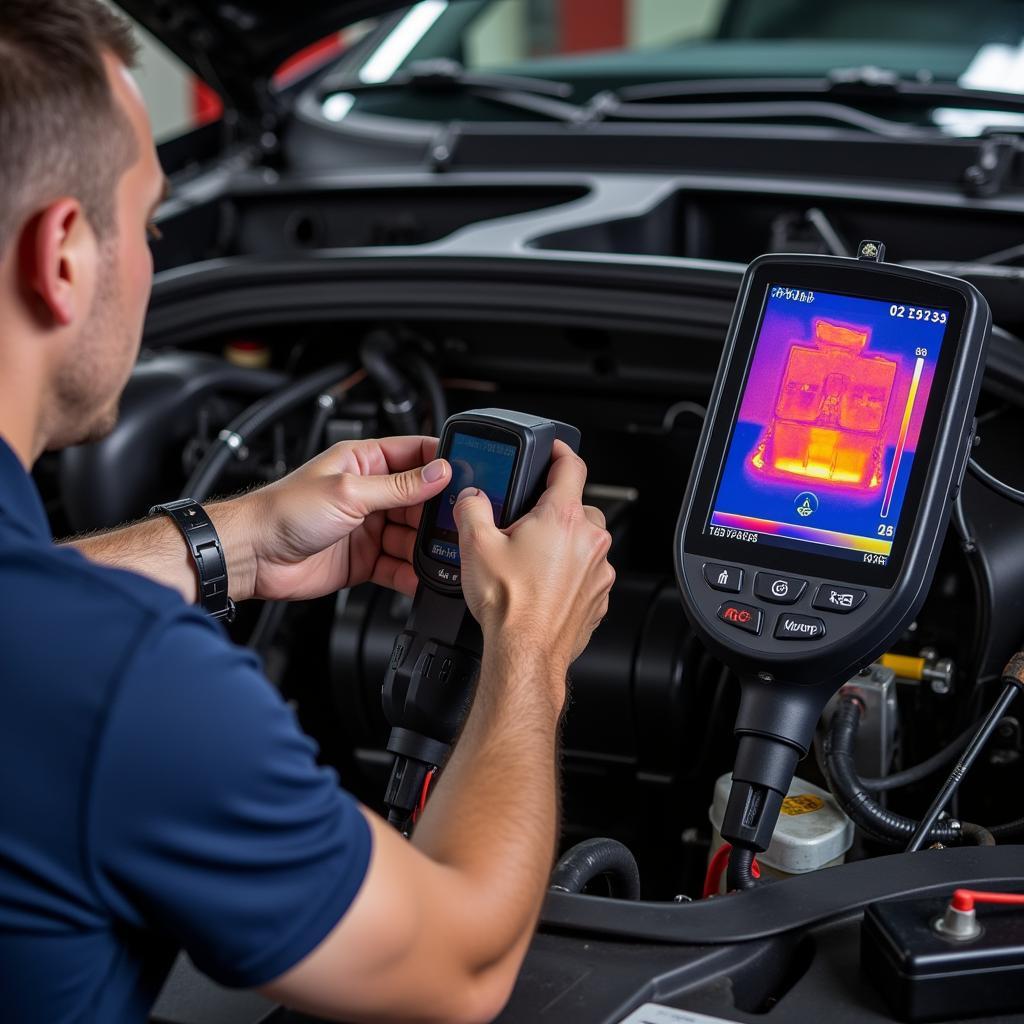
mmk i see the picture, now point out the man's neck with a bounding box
[0,353,48,471]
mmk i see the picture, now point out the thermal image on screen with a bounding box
[708,286,949,566]
[428,432,517,565]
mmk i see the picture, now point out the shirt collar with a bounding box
[0,435,52,542]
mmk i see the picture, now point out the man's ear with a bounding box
[18,198,97,328]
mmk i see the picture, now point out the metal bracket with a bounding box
[825,664,898,779]
[963,134,1019,198]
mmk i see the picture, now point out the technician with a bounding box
[0,3,614,1022]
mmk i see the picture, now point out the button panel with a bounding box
[717,601,763,635]
[753,572,807,605]
[812,584,866,614]
[703,563,744,593]
[774,613,826,641]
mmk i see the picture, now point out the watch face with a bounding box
[685,262,967,588]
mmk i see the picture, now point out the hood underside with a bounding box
[116,0,410,119]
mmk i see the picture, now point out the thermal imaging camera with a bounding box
[675,242,990,861]
[383,409,580,831]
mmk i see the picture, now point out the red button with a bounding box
[717,601,763,635]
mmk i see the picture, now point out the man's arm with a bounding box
[67,497,258,604]
[261,444,614,1023]
[62,436,452,604]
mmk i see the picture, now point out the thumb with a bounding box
[452,487,499,547]
[340,458,450,515]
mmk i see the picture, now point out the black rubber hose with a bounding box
[360,331,419,435]
[860,718,980,792]
[246,393,339,655]
[405,351,447,434]
[183,363,352,501]
[549,839,641,900]
[990,816,1024,839]
[825,696,961,847]
[960,821,996,846]
[726,845,758,892]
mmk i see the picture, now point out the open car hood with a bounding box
[115,0,410,122]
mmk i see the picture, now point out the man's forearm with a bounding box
[411,637,564,970]
[64,498,258,605]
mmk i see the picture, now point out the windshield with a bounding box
[320,0,1024,133]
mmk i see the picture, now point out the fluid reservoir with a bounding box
[708,773,853,890]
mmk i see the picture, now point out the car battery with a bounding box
[862,890,1024,1021]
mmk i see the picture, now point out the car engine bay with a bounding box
[44,146,1024,1022]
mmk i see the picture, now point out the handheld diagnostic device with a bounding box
[674,242,990,868]
[383,409,580,830]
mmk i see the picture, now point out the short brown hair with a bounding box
[0,0,139,255]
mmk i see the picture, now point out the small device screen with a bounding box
[425,431,518,565]
[707,284,949,570]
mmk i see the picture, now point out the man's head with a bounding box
[0,0,165,456]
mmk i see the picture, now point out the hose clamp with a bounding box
[217,429,249,460]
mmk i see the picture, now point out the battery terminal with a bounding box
[933,889,1024,941]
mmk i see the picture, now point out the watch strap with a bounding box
[148,498,236,622]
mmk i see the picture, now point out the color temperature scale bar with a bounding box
[710,511,893,555]
[880,355,925,519]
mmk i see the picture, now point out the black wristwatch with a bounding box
[149,498,236,622]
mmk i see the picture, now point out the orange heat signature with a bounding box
[751,319,897,490]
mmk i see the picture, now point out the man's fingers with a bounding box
[375,435,440,474]
[386,504,421,529]
[370,554,418,598]
[337,459,450,516]
[452,488,499,546]
[536,441,587,510]
[583,505,606,529]
[382,523,416,564]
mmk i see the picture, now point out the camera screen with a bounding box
[707,284,949,570]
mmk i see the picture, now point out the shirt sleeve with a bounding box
[86,608,372,988]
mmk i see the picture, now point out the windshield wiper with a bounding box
[320,58,585,123]
[582,92,922,136]
[607,67,1024,119]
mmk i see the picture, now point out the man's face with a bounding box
[48,53,165,448]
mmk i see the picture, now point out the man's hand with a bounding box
[453,441,614,710]
[67,435,450,607]
[248,436,451,602]
[260,445,614,1023]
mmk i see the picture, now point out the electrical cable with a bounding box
[951,486,976,553]
[703,842,761,897]
[726,845,759,892]
[409,767,436,827]
[246,369,369,655]
[967,457,1024,506]
[183,362,352,501]
[906,659,1024,851]
[860,718,980,792]
[952,889,1024,911]
[825,695,961,847]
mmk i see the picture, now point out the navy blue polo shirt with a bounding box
[0,437,372,1022]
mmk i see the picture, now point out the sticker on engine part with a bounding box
[617,1005,739,1024]
[780,793,825,815]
